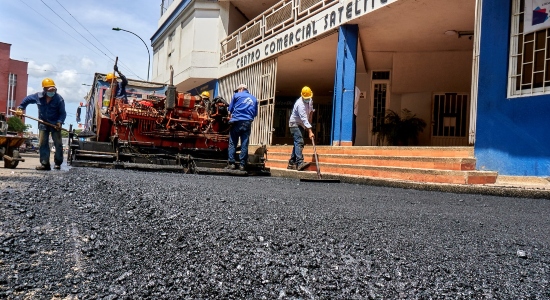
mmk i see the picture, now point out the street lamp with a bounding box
[112,27,151,81]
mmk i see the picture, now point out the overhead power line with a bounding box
[52,0,142,79]
[18,0,106,61]
[18,0,145,81]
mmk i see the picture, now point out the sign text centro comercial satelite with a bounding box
[220,0,397,76]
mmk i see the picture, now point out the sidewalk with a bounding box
[0,152,68,177]
[270,168,550,199]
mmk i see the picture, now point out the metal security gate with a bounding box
[431,93,470,146]
[218,58,277,145]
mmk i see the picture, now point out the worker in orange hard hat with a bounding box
[106,64,128,104]
[287,86,315,171]
[15,78,67,170]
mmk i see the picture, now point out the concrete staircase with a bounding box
[265,146,497,185]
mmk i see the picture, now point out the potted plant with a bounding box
[372,108,427,146]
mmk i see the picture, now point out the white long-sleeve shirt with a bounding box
[288,97,315,129]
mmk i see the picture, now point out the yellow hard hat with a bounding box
[201,91,210,98]
[106,73,116,81]
[301,86,313,99]
[42,78,56,88]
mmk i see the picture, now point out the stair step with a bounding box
[268,146,474,158]
[266,160,497,185]
[267,152,476,171]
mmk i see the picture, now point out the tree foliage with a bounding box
[7,116,29,133]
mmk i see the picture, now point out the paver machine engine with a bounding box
[68,68,269,175]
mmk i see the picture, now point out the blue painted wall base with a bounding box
[475,0,550,176]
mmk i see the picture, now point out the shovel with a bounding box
[300,138,340,183]
[10,109,69,132]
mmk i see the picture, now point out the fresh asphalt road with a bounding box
[0,163,549,298]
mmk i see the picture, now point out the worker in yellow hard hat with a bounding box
[287,86,315,171]
[106,64,128,104]
[15,77,67,170]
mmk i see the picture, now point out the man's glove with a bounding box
[56,123,62,131]
[114,65,119,72]
[14,109,24,117]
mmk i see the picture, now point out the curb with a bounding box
[269,168,550,200]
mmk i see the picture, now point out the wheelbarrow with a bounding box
[0,135,26,168]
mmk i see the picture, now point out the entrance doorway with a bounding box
[369,71,391,145]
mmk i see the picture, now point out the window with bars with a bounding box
[509,0,550,96]
[7,73,17,114]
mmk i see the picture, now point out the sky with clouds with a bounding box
[0,0,161,133]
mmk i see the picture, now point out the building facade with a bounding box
[152,0,550,176]
[0,42,28,117]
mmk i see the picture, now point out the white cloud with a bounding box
[2,0,159,132]
[27,61,57,78]
[57,70,79,85]
[81,57,95,69]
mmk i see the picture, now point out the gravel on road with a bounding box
[1,168,549,299]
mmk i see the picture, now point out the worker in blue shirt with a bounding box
[288,86,315,171]
[227,83,258,171]
[106,65,128,104]
[15,78,66,170]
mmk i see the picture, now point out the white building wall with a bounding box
[392,51,472,145]
[355,51,472,146]
[152,1,225,88]
[393,51,472,94]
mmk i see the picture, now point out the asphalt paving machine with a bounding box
[68,68,269,175]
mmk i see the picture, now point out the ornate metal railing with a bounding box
[220,0,338,63]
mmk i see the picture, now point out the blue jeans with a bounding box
[39,129,63,166]
[289,126,306,165]
[228,120,252,166]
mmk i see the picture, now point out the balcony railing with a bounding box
[220,0,338,63]
[161,0,175,16]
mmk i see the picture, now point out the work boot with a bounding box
[36,164,51,171]
[296,162,311,171]
[238,165,246,171]
[225,163,236,170]
[54,165,61,170]
[287,160,296,170]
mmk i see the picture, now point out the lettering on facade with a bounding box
[233,0,391,70]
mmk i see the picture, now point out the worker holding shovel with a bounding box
[15,78,66,170]
[287,86,315,171]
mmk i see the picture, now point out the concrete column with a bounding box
[332,25,358,146]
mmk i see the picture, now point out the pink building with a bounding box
[0,42,28,116]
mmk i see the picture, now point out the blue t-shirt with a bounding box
[228,90,258,122]
[18,92,67,131]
